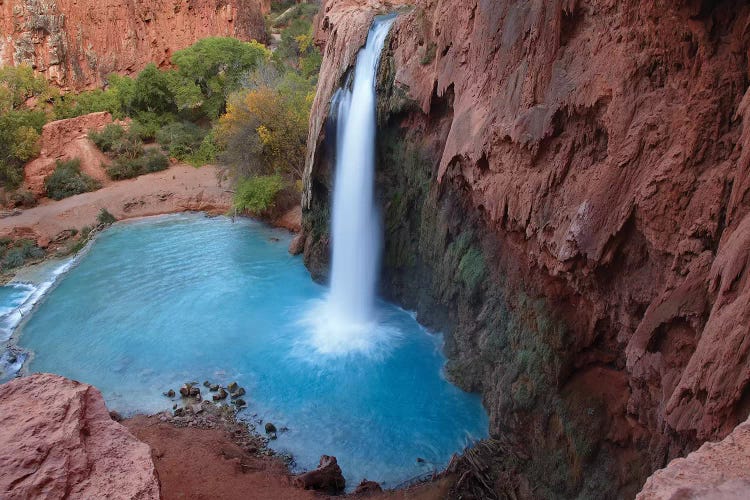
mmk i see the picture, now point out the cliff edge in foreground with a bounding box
[0,374,159,500]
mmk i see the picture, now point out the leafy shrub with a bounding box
[2,248,25,269]
[0,238,45,270]
[97,208,116,225]
[186,130,219,167]
[106,157,142,180]
[110,132,144,159]
[7,188,36,208]
[155,121,206,160]
[106,150,168,180]
[142,149,169,172]
[44,158,101,200]
[233,175,284,214]
[129,111,176,141]
[88,123,126,152]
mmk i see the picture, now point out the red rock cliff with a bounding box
[303,0,750,497]
[0,0,271,88]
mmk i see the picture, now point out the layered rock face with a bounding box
[0,0,271,88]
[0,373,159,499]
[303,0,750,497]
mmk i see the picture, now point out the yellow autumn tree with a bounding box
[218,73,311,182]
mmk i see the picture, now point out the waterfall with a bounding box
[329,16,395,324]
[302,15,397,355]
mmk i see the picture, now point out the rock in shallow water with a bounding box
[0,373,159,499]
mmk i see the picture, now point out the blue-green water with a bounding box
[11,213,487,488]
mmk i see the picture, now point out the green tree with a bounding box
[133,63,176,115]
[170,37,270,119]
[0,65,49,112]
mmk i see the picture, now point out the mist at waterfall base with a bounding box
[15,214,488,488]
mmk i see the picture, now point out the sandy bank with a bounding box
[0,164,232,247]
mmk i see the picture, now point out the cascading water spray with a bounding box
[302,15,397,355]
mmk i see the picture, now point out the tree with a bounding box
[0,65,49,112]
[133,63,176,115]
[218,67,312,182]
[170,37,270,119]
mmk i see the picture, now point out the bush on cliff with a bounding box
[44,158,101,200]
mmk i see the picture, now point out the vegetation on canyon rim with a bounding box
[0,3,321,213]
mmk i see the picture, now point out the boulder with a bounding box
[264,422,277,434]
[293,455,345,493]
[227,381,239,393]
[164,389,175,398]
[179,384,191,397]
[230,387,246,399]
[212,388,228,401]
[209,384,220,392]
[0,373,159,499]
[353,479,383,496]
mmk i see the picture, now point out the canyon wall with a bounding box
[0,0,271,89]
[303,0,750,497]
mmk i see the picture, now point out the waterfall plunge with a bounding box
[303,15,398,356]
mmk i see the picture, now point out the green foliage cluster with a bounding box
[170,38,270,119]
[44,158,101,200]
[0,237,45,271]
[214,0,321,214]
[155,121,206,161]
[0,65,49,189]
[106,149,169,180]
[88,123,168,180]
[88,123,127,152]
[97,208,117,226]
[233,174,284,214]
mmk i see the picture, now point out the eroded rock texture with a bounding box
[303,0,750,497]
[0,373,159,499]
[0,0,270,88]
[637,415,750,499]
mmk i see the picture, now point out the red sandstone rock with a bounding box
[637,416,750,499]
[0,0,270,89]
[274,205,303,233]
[24,111,114,197]
[293,454,346,493]
[0,373,159,499]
